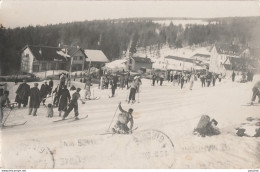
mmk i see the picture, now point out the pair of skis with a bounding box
[53,115,88,123]
[100,126,138,135]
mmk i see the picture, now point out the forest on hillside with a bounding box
[0,17,260,75]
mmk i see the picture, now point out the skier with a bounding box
[250,80,260,105]
[29,83,41,116]
[63,88,81,120]
[128,77,138,104]
[0,91,11,124]
[53,84,62,107]
[58,85,71,117]
[15,79,30,108]
[40,80,50,105]
[112,102,134,134]
[110,74,118,97]
[85,74,92,99]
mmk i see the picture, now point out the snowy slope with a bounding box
[1,75,260,168]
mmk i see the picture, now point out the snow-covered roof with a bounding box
[105,59,127,69]
[84,49,110,63]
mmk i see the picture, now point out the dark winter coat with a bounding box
[15,83,30,104]
[40,84,49,98]
[29,87,41,108]
[58,88,71,111]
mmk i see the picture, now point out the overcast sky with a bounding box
[0,0,259,28]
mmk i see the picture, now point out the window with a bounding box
[26,53,29,57]
[79,56,83,60]
[41,62,47,71]
[51,63,56,70]
[33,65,39,72]
[129,59,132,64]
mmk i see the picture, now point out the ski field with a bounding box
[1,76,260,169]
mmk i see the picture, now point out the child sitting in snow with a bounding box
[47,103,53,118]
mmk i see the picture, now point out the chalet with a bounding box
[126,56,153,72]
[20,45,69,73]
[66,46,87,72]
[209,43,250,74]
[84,49,110,68]
[153,55,204,71]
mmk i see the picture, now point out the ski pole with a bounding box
[2,108,13,127]
[107,104,119,132]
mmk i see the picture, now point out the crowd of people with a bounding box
[0,68,259,132]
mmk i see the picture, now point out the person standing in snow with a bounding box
[167,71,170,82]
[180,73,185,89]
[60,73,66,87]
[189,74,195,90]
[212,74,216,86]
[0,91,11,124]
[49,78,54,95]
[40,80,50,105]
[218,73,222,82]
[232,71,236,82]
[250,80,260,105]
[125,72,130,89]
[152,73,156,86]
[53,84,62,107]
[159,73,164,86]
[63,88,81,120]
[120,73,125,90]
[201,75,206,87]
[84,74,92,99]
[112,102,134,134]
[15,79,30,108]
[29,83,41,116]
[128,77,139,104]
[206,73,212,87]
[58,85,71,117]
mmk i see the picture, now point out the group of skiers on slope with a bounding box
[152,71,223,90]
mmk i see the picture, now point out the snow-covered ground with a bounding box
[1,75,260,169]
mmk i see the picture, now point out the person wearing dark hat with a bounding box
[63,87,81,120]
[112,102,134,134]
[58,85,71,117]
[15,79,30,108]
[29,83,41,116]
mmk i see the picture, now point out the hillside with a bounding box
[1,16,260,75]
